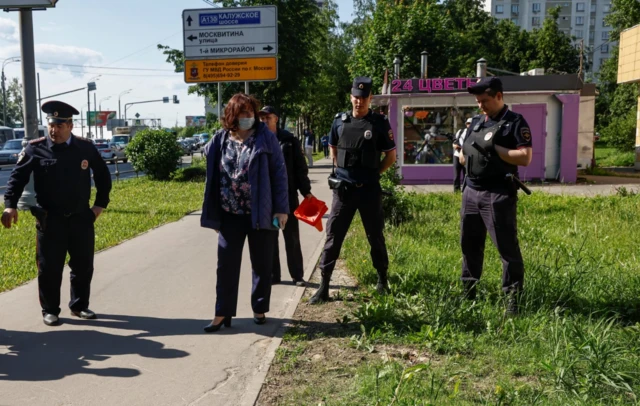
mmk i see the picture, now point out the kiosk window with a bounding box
[401,106,477,165]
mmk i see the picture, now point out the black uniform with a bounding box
[461,78,532,295]
[271,126,311,283]
[314,78,396,300]
[4,116,112,316]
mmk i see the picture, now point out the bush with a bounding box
[126,129,183,180]
[171,157,206,182]
[600,109,636,152]
[380,162,414,226]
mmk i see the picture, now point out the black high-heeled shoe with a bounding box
[253,314,266,325]
[203,316,232,333]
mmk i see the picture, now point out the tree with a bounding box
[595,0,640,151]
[348,0,579,89]
[528,7,580,74]
[1,77,23,126]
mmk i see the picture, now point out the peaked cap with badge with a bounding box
[42,100,79,124]
[467,77,503,95]
[351,77,373,98]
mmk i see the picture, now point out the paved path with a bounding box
[0,158,334,406]
[405,174,640,196]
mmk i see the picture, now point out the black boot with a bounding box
[463,280,477,300]
[376,269,390,295]
[309,275,331,304]
[506,290,521,316]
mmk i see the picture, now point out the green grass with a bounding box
[595,146,635,167]
[312,150,327,162]
[0,178,204,293]
[327,192,640,405]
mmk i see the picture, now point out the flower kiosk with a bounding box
[373,74,596,184]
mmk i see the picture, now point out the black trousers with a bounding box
[272,215,304,281]
[460,187,524,292]
[36,209,96,316]
[215,211,276,317]
[453,155,465,191]
[319,183,388,279]
[323,145,329,158]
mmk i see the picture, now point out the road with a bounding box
[0,154,196,199]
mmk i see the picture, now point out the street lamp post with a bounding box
[94,92,97,139]
[118,89,132,121]
[86,75,100,138]
[1,57,21,126]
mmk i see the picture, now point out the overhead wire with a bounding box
[35,62,174,72]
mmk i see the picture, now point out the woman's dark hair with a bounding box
[222,93,261,132]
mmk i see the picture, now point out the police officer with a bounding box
[459,77,533,314]
[309,77,397,304]
[258,105,312,287]
[1,101,112,326]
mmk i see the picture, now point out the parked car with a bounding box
[177,140,192,155]
[0,139,24,165]
[0,126,16,149]
[95,142,127,164]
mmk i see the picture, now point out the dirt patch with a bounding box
[255,262,432,406]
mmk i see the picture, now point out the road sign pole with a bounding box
[17,8,38,210]
[217,82,222,120]
[244,82,249,95]
[87,88,91,137]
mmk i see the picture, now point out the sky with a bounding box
[0,0,355,135]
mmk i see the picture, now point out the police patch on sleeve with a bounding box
[388,130,394,140]
[16,149,26,164]
[521,127,532,141]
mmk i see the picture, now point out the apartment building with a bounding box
[489,0,614,77]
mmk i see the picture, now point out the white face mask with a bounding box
[238,117,255,130]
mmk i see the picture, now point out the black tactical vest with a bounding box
[336,113,382,170]
[464,116,516,180]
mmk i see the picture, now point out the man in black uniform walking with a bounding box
[309,77,397,304]
[1,101,112,326]
[459,77,532,314]
[258,105,312,287]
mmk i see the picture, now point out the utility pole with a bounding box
[17,9,38,209]
[37,72,42,125]
[94,92,97,139]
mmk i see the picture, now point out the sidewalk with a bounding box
[0,158,334,406]
[405,174,640,196]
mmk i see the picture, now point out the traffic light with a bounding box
[173,95,179,104]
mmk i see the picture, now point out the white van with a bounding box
[14,125,49,140]
[0,126,15,148]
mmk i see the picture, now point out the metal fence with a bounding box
[0,152,201,192]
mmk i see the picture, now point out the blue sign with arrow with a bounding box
[199,11,261,26]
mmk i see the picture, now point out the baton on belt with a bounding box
[470,141,532,195]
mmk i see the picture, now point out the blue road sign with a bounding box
[199,11,261,26]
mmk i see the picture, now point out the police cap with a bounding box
[467,77,503,95]
[42,100,79,124]
[351,76,373,98]
[258,105,278,117]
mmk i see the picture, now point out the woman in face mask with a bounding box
[200,93,290,333]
